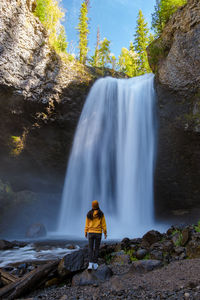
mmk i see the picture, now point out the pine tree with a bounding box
[77,1,89,64]
[89,27,100,67]
[98,38,112,68]
[118,42,138,77]
[134,10,151,75]
[152,0,187,35]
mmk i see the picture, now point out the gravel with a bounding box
[22,259,200,300]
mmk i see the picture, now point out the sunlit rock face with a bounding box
[147,0,200,222]
[148,0,200,96]
[0,0,92,192]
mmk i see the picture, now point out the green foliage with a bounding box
[152,0,187,35]
[104,253,112,264]
[124,249,138,262]
[34,0,68,53]
[134,10,152,75]
[195,220,200,233]
[97,38,112,68]
[147,37,169,72]
[172,230,183,246]
[9,135,25,156]
[144,253,150,260]
[118,42,138,77]
[77,1,89,64]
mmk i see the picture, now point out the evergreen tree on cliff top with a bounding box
[152,0,187,35]
[118,42,138,77]
[134,10,151,75]
[89,27,101,67]
[77,0,89,64]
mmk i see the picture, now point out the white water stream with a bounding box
[57,74,158,239]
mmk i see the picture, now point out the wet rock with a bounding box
[172,232,182,246]
[26,223,47,238]
[182,228,190,246]
[72,264,113,286]
[59,296,68,300]
[120,237,131,250]
[136,249,147,260]
[186,233,200,258]
[111,251,130,265]
[0,240,14,250]
[99,244,117,258]
[174,247,185,255]
[162,240,174,252]
[142,230,162,246]
[128,259,163,273]
[150,250,163,261]
[58,249,88,277]
[66,244,76,250]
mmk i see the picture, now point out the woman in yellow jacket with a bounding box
[85,200,107,270]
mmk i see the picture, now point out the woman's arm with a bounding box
[85,217,89,238]
[102,215,107,239]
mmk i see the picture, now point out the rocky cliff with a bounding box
[147,0,200,221]
[0,0,126,236]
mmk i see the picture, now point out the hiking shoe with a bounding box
[93,263,98,270]
[88,262,93,270]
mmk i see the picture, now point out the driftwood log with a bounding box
[0,269,18,285]
[0,260,59,300]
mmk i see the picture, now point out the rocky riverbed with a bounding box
[1,223,200,299]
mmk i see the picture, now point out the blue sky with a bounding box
[61,0,156,58]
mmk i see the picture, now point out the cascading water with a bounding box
[58,73,157,239]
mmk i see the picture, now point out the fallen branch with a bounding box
[0,260,59,300]
[0,269,18,285]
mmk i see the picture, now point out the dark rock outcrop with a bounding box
[0,0,94,193]
[58,249,88,277]
[128,260,163,273]
[148,0,200,96]
[147,0,200,221]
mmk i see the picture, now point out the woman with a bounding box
[85,200,107,270]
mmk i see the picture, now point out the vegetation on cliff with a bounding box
[152,0,187,35]
[34,0,68,53]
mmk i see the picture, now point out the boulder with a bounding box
[181,228,190,246]
[58,249,88,277]
[72,264,113,286]
[26,223,47,238]
[186,233,200,258]
[0,240,14,250]
[111,251,130,265]
[150,250,163,261]
[120,237,131,250]
[128,260,163,274]
[142,230,162,246]
[136,249,147,260]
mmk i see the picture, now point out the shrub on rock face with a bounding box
[26,223,47,238]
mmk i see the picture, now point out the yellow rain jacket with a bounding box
[85,210,107,235]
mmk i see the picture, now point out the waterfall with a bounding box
[58,73,157,239]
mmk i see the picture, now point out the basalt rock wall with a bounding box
[0,0,123,193]
[147,0,200,221]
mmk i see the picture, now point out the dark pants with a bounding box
[88,233,102,263]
